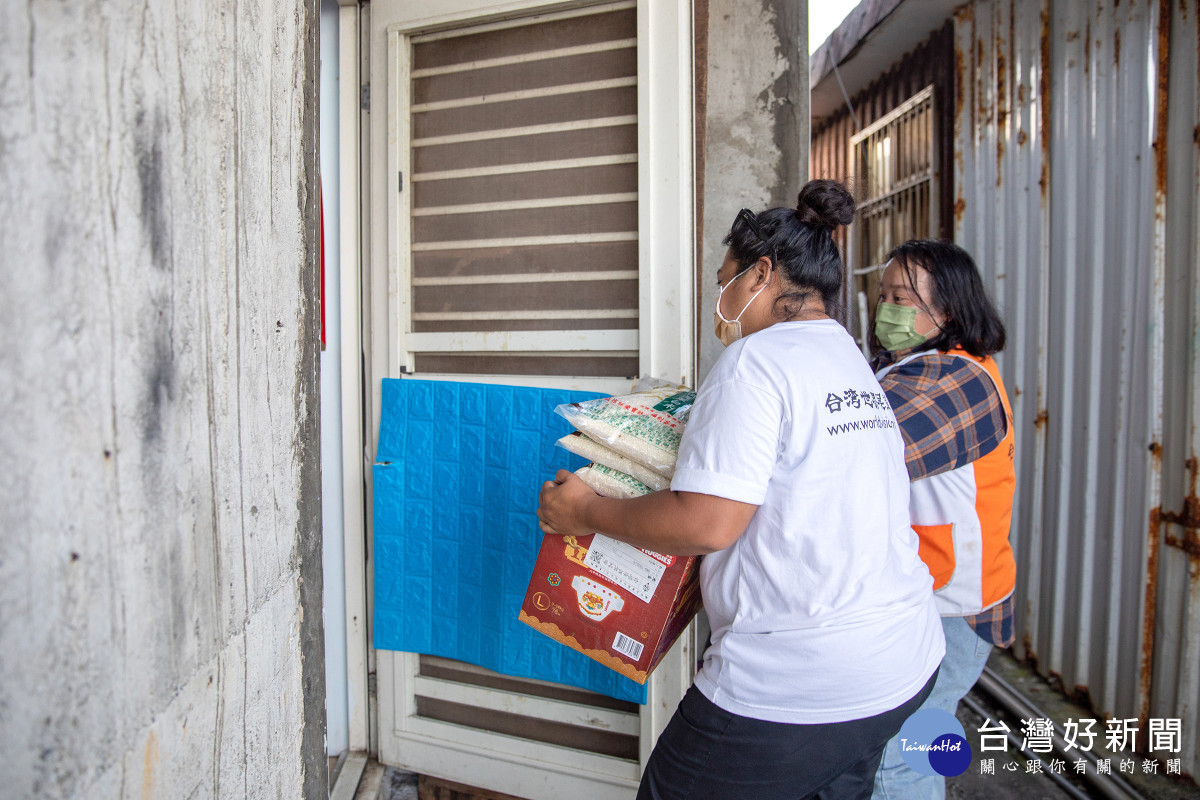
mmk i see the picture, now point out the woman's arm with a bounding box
[537,470,757,556]
[879,354,1007,480]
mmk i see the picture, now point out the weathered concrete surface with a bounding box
[0,1,325,797]
[698,0,809,382]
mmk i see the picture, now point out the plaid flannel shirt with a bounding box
[871,347,1015,647]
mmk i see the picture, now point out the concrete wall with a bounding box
[0,1,326,798]
[697,0,809,382]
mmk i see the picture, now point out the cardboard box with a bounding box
[519,532,702,684]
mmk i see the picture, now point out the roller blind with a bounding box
[405,4,639,379]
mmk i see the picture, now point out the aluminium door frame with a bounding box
[337,0,371,763]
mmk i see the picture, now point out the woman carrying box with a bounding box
[538,180,945,800]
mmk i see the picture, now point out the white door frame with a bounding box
[342,1,695,796]
[336,0,372,759]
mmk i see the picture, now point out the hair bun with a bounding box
[796,179,855,230]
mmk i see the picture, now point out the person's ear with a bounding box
[751,257,773,288]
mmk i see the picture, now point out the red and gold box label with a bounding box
[519,532,702,684]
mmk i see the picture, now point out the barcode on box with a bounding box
[612,632,644,662]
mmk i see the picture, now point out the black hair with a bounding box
[884,239,1007,357]
[722,179,856,321]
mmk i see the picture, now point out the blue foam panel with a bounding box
[372,378,648,704]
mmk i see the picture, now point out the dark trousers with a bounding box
[637,668,939,800]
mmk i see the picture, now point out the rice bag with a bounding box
[557,431,671,492]
[575,464,654,499]
[555,384,695,479]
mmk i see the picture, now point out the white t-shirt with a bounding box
[673,320,945,724]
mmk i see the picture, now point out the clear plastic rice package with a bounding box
[575,463,653,499]
[557,431,671,492]
[554,383,695,480]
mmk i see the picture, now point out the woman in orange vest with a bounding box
[869,240,1016,799]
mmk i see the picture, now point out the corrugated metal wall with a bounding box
[955,0,1155,726]
[1153,0,1200,777]
[813,0,1199,775]
[954,0,1199,775]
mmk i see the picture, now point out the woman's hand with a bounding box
[538,470,758,555]
[536,470,600,538]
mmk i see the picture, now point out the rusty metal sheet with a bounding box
[1150,0,1200,778]
[954,0,1197,776]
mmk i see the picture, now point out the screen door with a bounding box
[363,2,696,798]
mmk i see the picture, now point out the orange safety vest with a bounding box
[877,349,1017,616]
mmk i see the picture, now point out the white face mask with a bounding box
[713,266,767,347]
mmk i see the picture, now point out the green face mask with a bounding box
[875,301,928,351]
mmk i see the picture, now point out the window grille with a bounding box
[848,86,937,353]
